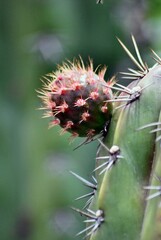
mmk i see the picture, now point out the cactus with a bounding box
[39,36,161,239]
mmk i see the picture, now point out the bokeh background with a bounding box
[1,0,161,239]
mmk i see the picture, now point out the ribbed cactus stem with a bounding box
[141,111,161,240]
[88,45,161,240]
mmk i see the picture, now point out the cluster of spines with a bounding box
[71,171,105,238]
[144,175,161,202]
[140,121,161,204]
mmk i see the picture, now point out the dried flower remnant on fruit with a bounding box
[39,58,114,139]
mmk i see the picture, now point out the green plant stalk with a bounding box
[89,64,161,240]
[141,110,161,240]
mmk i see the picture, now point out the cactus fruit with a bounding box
[38,59,114,141]
[40,36,161,239]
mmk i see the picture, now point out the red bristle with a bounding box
[74,98,87,107]
[55,101,69,115]
[64,120,74,130]
[80,112,90,122]
[101,104,108,113]
[49,118,60,128]
[90,91,99,100]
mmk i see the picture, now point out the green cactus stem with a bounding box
[140,112,161,240]
[87,38,161,240]
[71,37,161,240]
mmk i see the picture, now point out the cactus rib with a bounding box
[140,111,161,240]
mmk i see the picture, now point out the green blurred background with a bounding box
[1,0,161,239]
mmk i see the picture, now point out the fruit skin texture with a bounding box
[39,59,114,139]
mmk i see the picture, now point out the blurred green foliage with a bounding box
[0,0,161,239]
